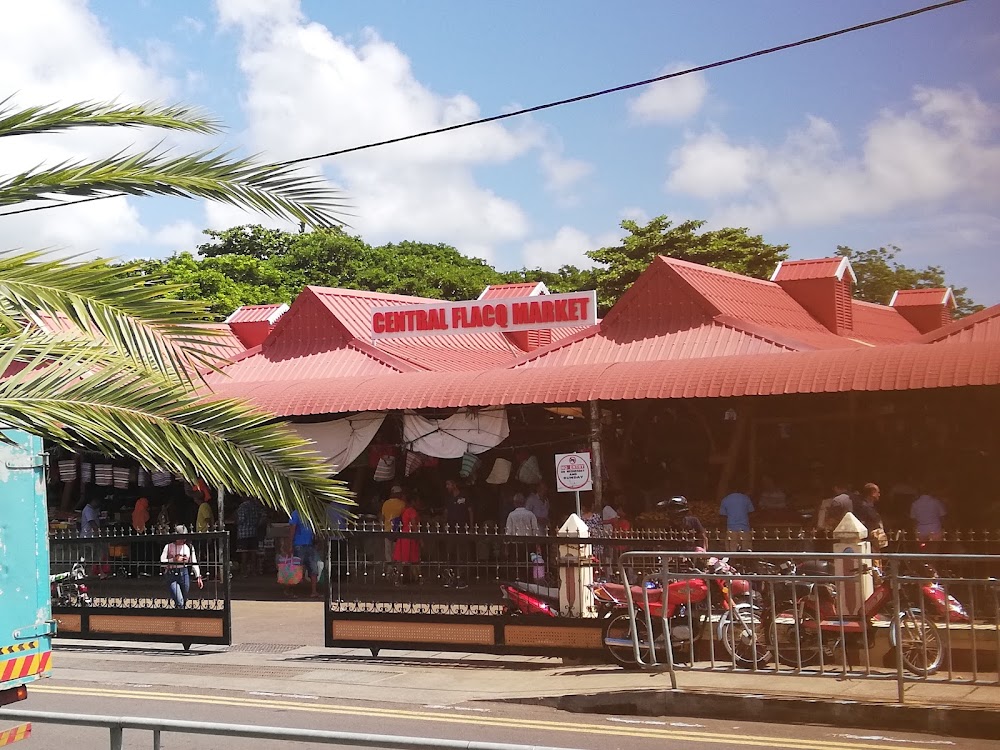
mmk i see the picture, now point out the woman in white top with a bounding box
[160,525,203,608]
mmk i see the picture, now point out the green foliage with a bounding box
[0,97,354,523]
[836,245,981,317]
[586,216,789,311]
[500,265,597,294]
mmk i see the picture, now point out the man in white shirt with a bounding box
[505,493,539,536]
[80,497,101,538]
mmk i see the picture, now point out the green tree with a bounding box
[199,224,295,260]
[586,216,789,311]
[836,245,981,317]
[0,99,352,523]
[500,265,597,294]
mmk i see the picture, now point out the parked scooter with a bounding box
[50,560,92,607]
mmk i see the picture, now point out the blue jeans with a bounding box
[295,545,318,578]
[167,568,190,608]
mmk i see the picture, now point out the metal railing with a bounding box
[614,549,1000,703]
[49,530,231,646]
[0,710,581,750]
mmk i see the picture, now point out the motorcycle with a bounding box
[774,563,943,676]
[599,555,755,668]
[50,560,92,607]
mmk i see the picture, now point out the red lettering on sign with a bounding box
[372,312,385,334]
[578,296,590,321]
[554,299,568,321]
[495,304,509,328]
[512,302,529,325]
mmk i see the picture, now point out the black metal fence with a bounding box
[49,530,231,647]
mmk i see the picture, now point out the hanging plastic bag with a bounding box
[373,454,396,482]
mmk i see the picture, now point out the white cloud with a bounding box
[668,86,1000,230]
[620,207,650,223]
[667,131,762,198]
[214,0,592,257]
[0,0,192,258]
[521,226,620,270]
[628,64,708,124]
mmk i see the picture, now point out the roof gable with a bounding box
[771,257,857,283]
[478,282,547,299]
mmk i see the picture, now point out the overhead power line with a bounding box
[0,0,968,218]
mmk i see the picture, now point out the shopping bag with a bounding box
[277,555,303,586]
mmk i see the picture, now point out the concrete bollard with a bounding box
[832,512,873,615]
[557,513,596,618]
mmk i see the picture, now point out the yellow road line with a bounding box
[29,684,939,750]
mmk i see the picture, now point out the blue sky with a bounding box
[4,1,999,304]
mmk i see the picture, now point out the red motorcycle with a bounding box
[774,564,943,676]
[500,582,558,617]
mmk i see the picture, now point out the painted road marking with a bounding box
[26,684,947,750]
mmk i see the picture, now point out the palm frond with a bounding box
[0,98,220,138]
[0,148,350,229]
[0,342,353,527]
[0,250,237,382]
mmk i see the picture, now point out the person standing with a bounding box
[80,496,101,538]
[392,492,421,583]
[380,486,406,565]
[236,496,266,577]
[505,493,539,537]
[662,496,709,551]
[525,482,551,535]
[817,483,853,533]
[911,490,947,548]
[719,489,754,551]
[195,494,215,533]
[160,526,203,608]
[288,510,319,597]
[445,479,473,589]
[854,483,888,550]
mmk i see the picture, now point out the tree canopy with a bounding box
[836,245,982,318]
[585,217,789,312]
[0,98,353,524]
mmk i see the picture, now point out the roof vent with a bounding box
[771,257,856,335]
[225,303,289,348]
[889,288,955,333]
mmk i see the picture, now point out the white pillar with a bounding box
[832,512,873,615]
[557,513,596,618]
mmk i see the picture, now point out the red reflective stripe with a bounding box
[37,651,52,673]
[0,723,32,747]
[0,658,16,681]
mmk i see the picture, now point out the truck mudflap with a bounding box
[0,723,31,747]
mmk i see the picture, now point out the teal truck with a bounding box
[0,430,52,743]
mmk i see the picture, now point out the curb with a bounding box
[509,690,1000,740]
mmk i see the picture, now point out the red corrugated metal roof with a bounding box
[307,286,431,340]
[379,334,522,372]
[225,304,288,324]
[515,322,792,369]
[771,257,856,282]
[922,304,1000,344]
[209,341,406,382]
[207,340,1000,416]
[479,282,546,299]
[891,288,955,307]
[849,301,920,345]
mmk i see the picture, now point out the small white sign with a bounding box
[555,452,592,493]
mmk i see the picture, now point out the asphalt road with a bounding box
[4,679,989,750]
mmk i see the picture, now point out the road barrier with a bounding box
[0,710,582,750]
[614,549,1000,703]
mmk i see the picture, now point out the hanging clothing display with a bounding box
[485,458,512,485]
[402,408,509,459]
[290,412,388,475]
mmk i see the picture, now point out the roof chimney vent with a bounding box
[771,257,856,335]
[889,288,955,333]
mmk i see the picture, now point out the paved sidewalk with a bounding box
[48,600,1000,713]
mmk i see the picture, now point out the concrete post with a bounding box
[557,513,596,618]
[832,512,873,615]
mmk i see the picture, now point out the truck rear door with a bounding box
[0,429,53,701]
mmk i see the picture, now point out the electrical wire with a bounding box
[0,0,968,219]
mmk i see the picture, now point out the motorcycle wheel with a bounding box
[772,607,831,668]
[719,605,772,667]
[895,611,943,676]
[603,611,654,668]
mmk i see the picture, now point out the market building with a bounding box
[199,254,1000,534]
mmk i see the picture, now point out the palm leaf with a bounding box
[0,341,353,527]
[0,98,220,138]
[0,250,232,382]
[0,148,350,228]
